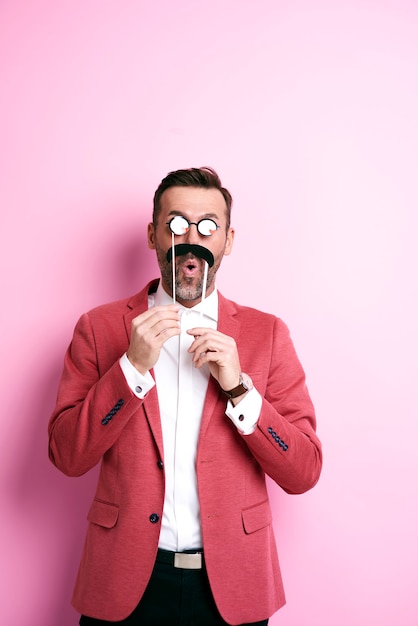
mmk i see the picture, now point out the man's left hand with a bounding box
[187,327,241,392]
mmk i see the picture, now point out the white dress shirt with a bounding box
[119,282,262,551]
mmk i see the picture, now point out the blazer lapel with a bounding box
[123,279,159,343]
[123,280,164,458]
[198,293,240,440]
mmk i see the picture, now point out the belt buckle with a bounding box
[174,552,202,569]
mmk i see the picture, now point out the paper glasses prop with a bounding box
[166,215,220,237]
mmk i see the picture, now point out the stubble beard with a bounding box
[175,275,205,303]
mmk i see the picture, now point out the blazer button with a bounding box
[149,513,160,524]
[157,460,164,470]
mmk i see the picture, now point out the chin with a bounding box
[176,289,202,303]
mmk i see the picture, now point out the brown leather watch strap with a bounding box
[222,376,249,399]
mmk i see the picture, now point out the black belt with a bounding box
[156,548,204,570]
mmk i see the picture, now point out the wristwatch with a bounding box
[222,373,253,399]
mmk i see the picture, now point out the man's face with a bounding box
[148,186,234,308]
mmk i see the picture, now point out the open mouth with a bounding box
[180,255,201,277]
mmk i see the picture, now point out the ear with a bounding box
[147,222,156,250]
[223,227,235,256]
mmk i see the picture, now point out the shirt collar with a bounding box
[153,280,218,323]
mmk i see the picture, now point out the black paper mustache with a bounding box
[166,243,214,268]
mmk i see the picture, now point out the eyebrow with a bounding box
[166,210,220,221]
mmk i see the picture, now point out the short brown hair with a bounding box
[153,166,233,229]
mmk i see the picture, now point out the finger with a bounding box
[190,343,221,366]
[133,304,180,326]
[188,337,214,360]
[187,329,218,351]
[153,326,181,346]
[132,307,180,334]
[187,327,212,337]
[191,349,214,369]
[152,317,181,337]
[189,335,230,358]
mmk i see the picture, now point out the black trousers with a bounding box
[79,550,269,626]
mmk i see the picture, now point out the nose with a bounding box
[183,222,202,244]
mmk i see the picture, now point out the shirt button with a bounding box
[149,513,160,524]
[238,414,245,422]
[135,385,142,393]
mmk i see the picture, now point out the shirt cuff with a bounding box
[224,387,262,435]
[119,353,155,399]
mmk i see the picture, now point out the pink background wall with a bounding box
[1,1,417,624]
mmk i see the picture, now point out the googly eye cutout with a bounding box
[167,215,190,235]
[197,218,219,236]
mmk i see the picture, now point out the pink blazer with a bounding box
[48,280,322,625]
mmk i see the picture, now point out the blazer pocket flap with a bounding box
[87,499,119,529]
[242,499,272,535]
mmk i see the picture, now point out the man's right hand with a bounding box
[126,304,180,374]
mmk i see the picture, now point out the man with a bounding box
[48,167,322,626]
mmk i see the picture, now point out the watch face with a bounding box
[240,379,249,392]
[241,373,253,391]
